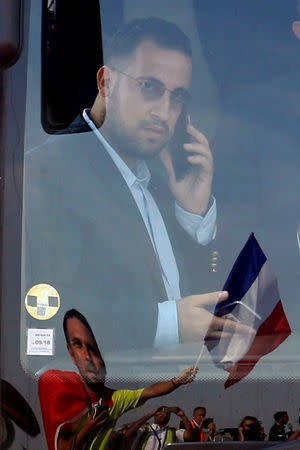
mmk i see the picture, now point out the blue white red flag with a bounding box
[206,233,291,388]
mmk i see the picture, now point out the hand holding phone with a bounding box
[202,418,213,428]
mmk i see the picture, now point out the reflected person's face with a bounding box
[208,423,216,436]
[243,420,255,431]
[104,40,192,162]
[193,408,206,424]
[154,410,170,426]
[67,318,106,386]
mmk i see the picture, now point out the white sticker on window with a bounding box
[27,329,54,356]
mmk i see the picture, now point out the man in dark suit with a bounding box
[25,18,248,362]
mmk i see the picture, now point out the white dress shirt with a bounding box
[82,109,216,346]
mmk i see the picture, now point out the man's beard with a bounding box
[108,124,170,160]
[102,102,171,161]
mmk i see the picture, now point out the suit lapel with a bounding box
[71,128,168,302]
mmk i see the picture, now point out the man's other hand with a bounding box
[177,291,254,342]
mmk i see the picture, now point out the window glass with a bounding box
[22,0,300,440]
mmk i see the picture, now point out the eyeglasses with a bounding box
[113,68,191,110]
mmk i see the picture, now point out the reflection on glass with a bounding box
[25,15,223,364]
[39,309,197,450]
[1,379,40,448]
[21,2,300,435]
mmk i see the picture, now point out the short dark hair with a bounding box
[240,416,261,428]
[193,406,206,415]
[106,17,192,68]
[63,308,95,345]
[274,411,287,422]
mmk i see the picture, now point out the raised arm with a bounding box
[140,367,197,402]
[174,407,193,441]
[122,407,164,440]
[288,427,300,441]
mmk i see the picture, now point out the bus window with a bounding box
[41,0,103,132]
[1,0,300,448]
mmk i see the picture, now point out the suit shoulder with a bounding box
[25,131,95,166]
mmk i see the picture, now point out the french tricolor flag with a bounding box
[206,233,291,389]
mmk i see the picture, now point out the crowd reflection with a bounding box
[38,309,197,450]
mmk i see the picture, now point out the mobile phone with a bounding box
[170,108,192,180]
[163,407,178,414]
[202,418,213,428]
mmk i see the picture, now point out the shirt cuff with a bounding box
[175,196,217,245]
[154,300,179,348]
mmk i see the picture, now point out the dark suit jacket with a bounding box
[268,423,287,441]
[24,115,218,361]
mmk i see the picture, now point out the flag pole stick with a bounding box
[193,342,205,371]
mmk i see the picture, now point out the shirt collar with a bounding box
[82,108,151,189]
[193,419,201,427]
[152,423,168,431]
